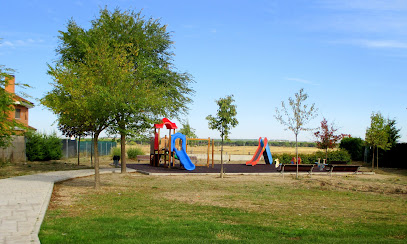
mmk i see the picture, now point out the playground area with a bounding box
[125,118,361,175]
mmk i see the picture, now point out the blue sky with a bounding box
[1,0,406,142]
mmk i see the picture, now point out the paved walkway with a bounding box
[0,168,135,244]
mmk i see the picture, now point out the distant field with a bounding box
[128,144,323,155]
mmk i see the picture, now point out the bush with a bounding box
[127,147,144,159]
[26,132,62,161]
[339,137,364,161]
[111,147,121,157]
[273,149,351,164]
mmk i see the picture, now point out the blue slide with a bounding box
[171,132,195,170]
[262,138,273,165]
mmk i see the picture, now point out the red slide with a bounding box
[246,137,264,166]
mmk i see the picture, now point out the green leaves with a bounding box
[178,121,197,139]
[206,95,238,140]
[365,112,391,151]
[43,7,194,139]
[0,64,29,148]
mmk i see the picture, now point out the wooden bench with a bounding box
[279,164,315,176]
[325,161,349,171]
[329,165,360,176]
[328,161,348,165]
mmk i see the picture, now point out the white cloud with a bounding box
[360,40,407,49]
[0,38,45,48]
[318,0,407,11]
[285,77,318,85]
[333,39,407,49]
[304,0,407,36]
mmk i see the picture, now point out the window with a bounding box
[15,109,21,119]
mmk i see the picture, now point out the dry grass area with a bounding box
[50,170,407,211]
[129,144,322,155]
[42,168,407,243]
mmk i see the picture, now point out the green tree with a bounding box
[365,112,390,170]
[178,121,197,139]
[386,119,400,148]
[42,8,193,188]
[43,39,119,188]
[275,88,318,178]
[206,95,238,178]
[339,137,364,161]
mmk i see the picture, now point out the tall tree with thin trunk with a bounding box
[365,112,390,170]
[275,88,318,178]
[43,39,121,189]
[206,95,238,178]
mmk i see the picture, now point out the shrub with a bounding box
[272,149,351,165]
[26,132,62,161]
[127,147,144,159]
[339,137,364,161]
[44,134,63,160]
[111,147,121,157]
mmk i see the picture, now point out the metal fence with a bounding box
[61,139,117,158]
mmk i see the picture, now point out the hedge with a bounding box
[273,149,351,164]
[26,132,62,161]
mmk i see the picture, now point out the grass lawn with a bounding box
[39,171,407,243]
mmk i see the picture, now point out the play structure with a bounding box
[246,137,273,166]
[290,157,302,164]
[150,118,214,171]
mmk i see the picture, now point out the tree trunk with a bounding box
[93,132,100,189]
[325,148,328,162]
[376,147,379,170]
[295,134,298,179]
[121,132,126,173]
[90,133,93,167]
[372,146,375,172]
[220,135,224,179]
[77,136,81,165]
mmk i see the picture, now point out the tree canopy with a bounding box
[365,112,390,169]
[206,95,238,141]
[178,121,197,139]
[42,8,194,188]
